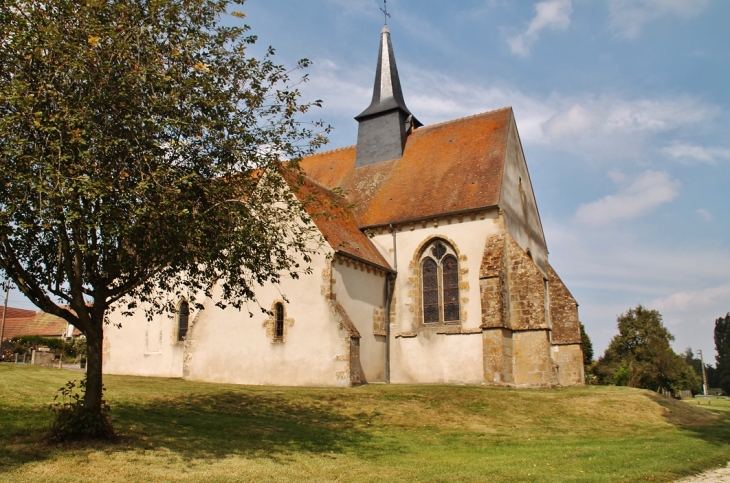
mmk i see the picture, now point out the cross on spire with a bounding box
[380,0,391,25]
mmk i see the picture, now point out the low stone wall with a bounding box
[31,350,56,366]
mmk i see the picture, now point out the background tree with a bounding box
[592,306,700,392]
[715,313,730,395]
[682,348,702,375]
[579,322,596,383]
[0,0,328,438]
[580,322,593,366]
[706,364,719,390]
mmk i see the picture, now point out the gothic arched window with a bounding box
[420,240,460,324]
[274,303,285,339]
[178,300,190,342]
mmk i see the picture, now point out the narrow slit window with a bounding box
[275,303,284,339]
[178,301,189,342]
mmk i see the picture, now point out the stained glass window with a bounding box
[275,303,284,339]
[421,243,460,324]
[422,258,439,323]
[442,255,460,321]
[431,242,447,261]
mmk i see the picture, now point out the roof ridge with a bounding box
[310,144,356,157]
[415,106,512,133]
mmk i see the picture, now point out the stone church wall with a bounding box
[505,235,548,331]
[482,328,513,384]
[368,212,500,385]
[552,344,584,386]
[331,256,388,384]
[478,225,561,387]
[177,251,356,387]
[547,264,581,345]
[512,329,556,387]
[104,306,186,378]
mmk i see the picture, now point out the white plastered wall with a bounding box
[104,300,190,378]
[368,212,502,384]
[183,249,354,387]
[332,259,387,383]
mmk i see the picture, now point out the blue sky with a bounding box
[6,0,729,364]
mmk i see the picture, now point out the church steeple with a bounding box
[355,26,421,167]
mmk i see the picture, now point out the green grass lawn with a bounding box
[1,365,729,482]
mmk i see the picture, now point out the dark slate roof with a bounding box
[355,25,420,126]
[301,107,513,228]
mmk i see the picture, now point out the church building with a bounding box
[104,26,584,388]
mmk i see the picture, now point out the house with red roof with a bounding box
[104,26,583,387]
[0,307,79,341]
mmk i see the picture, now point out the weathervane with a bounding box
[380,0,391,25]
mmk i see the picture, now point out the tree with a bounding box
[592,306,700,392]
[682,347,708,394]
[579,322,593,366]
[714,313,730,395]
[0,0,328,438]
[683,347,704,380]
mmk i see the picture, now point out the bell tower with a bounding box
[355,25,421,167]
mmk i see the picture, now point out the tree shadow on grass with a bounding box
[113,390,379,458]
[645,393,730,446]
[1,389,388,471]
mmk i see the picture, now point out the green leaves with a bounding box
[0,0,329,328]
[592,306,701,392]
[714,313,730,394]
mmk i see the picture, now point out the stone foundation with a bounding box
[483,328,513,384]
[552,344,584,386]
[512,329,557,387]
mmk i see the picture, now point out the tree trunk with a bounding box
[83,313,104,414]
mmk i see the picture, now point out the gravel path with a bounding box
[676,464,730,482]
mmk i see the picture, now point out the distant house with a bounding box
[0,307,79,342]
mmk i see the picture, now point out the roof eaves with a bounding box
[334,250,394,273]
[359,205,500,230]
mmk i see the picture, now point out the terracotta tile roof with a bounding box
[292,177,392,272]
[301,107,512,228]
[1,310,74,340]
[0,307,37,319]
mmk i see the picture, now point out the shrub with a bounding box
[49,376,115,441]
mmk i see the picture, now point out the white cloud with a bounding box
[696,208,712,222]
[544,214,730,357]
[651,284,730,314]
[662,143,730,165]
[542,97,716,141]
[302,58,373,116]
[607,0,710,39]
[574,170,680,225]
[508,0,573,57]
[303,59,719,160]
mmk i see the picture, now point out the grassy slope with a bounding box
[1,365,729,483]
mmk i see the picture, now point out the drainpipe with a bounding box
[385,224,398,384]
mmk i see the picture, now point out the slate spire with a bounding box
[355,26,421,167]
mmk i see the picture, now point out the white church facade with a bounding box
[103,26,584,388]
